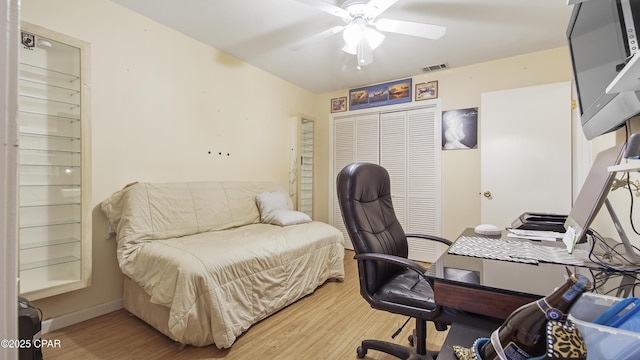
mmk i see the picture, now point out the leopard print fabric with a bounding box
[452,320,586,360]
[545,320,587,360]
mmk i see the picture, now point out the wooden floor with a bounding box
[41,250,448,359]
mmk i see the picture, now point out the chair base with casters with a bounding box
[353,251,454,360]
[357,318,441,359]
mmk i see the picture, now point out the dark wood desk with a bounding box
[425,228,582,320]
[428,229,593,358]
[429,229,640,359]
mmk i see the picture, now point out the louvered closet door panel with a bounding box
[331,106,440,258]
[333,117,355,248]
[332,114,380,250]
[380,111,407,228]
[406,107,441,263]
[355,113,380,163]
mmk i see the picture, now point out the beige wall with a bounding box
[319,47,574,240]
[21,0,323,319]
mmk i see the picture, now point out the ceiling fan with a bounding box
[290,0,446,68]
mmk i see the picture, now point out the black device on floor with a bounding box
[18,296,43,360]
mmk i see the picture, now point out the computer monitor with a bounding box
[564,143,624,246]
[567,0,640,140]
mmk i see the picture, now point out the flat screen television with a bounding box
[567,0,640,140]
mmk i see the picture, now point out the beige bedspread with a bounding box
[101,182,345,348]
[129,222,343,348]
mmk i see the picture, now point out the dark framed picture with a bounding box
[349,78,412,111]
[415,81,438,101]
[331,97,347,113]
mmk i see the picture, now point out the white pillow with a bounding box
[255,192,311,226]
[264,209,312,226]
[255,191,290,213]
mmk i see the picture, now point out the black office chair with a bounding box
[336,162,456,360]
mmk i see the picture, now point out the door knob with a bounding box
[483,191,492,198]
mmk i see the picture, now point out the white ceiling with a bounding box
[110,0,575,94]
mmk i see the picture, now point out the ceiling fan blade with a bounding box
[375,18,446,40]
[296,0,350,19]
[288,25,345,51]
[363,0,399,19]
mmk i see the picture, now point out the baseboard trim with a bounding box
[41,298,123,334]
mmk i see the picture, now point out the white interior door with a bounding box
[480,82,572,228]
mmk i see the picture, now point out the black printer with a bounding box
[510,212,567,233]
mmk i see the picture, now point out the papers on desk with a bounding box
[506,228,565,242]
[448,236,584,266]
[507,228,579,254]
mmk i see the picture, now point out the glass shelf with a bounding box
[20,256,80,271]
[19,132,81,153]
[20,77,80,97]
[19,62,80,83]
[20,109,80,123]
[20,237,80,250]
[19,164,82,186]
[19,149,81,169]
[19,219,81,229]
[20,201,81,208]
[19,95,81,122]
[19,93,80,108]
[19,131,80,142]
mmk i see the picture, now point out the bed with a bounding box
[100,181,345,348]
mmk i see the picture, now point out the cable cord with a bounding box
[586,229,640,273]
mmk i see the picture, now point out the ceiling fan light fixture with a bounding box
[363,27,384,50]
[357,38,373,66]
[342,21,384,66]
[343,22,363,47]
[342,41,357,55]
[295,0,445,69]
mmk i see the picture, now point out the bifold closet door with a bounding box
[332,113,379,250]
[380,106,442,263]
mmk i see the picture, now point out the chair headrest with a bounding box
[337,162,390,203]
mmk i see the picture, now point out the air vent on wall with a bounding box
[422,63,448,72]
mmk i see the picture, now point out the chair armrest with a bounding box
[353,253,432,284]
[405,233,452,246]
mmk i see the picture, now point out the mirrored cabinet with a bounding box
[18,22,91,300]
[298,118,314,217]
[289,116,314,218]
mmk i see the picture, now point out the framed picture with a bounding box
[415,81,438,101]
[349,78,412,111]
[331,97,347,113]
[442,107,478,150]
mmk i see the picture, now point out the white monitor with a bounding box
[564,143,624,245]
